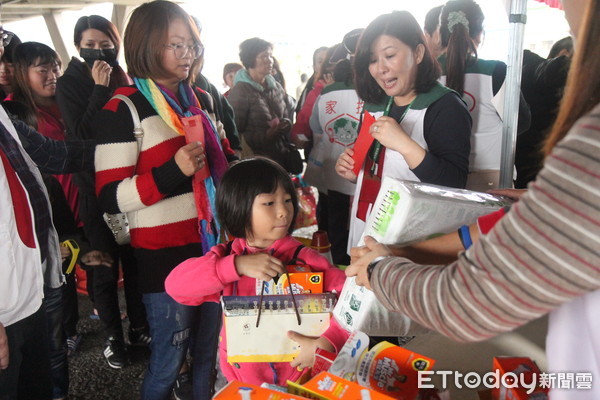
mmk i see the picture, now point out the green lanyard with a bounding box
[368,96,414,174]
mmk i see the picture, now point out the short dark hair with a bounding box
[124,0,201,83]
[74,15,121,54]
[548,36,573,59]
[354,11,441,104]
[216,157,298,239]
[424,5,443,36]
[1,30,22,63]
[239,37,272,70]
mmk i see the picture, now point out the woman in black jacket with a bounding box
[55,15,149,370]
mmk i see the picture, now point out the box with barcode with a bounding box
[359,177,511,246]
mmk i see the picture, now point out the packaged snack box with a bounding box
[288,372,396,400]
[492,357,549,400]
[214,380,308,400]
[356,341,435,399]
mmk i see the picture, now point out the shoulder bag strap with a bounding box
[112,94,144,172]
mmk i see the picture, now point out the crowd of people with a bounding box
[0,0,597,399]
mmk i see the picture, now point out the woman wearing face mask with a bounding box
[56,15,150,371]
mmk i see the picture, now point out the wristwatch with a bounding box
[367,256,388,281]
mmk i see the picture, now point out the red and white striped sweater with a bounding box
[95,86,205,250]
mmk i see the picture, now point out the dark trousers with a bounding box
[0,305,52,400]
[62,272,79,338]
[79,193,147,341]
[326,190,351,265]
[44,285,69,399]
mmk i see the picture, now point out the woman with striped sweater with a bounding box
[93,2,228,399]
[346,1,600,398]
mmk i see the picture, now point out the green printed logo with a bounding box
[345,312,353,326]
[373,190,400,235]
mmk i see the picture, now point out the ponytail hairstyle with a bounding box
[439,0,484,96]
[544,0,600,155]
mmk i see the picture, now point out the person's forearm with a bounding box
[389,224,479,264]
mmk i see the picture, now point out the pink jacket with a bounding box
[165,235,349,385]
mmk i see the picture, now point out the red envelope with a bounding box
[352,111,376,175]
[182,115,210,180]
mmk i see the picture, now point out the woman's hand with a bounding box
[345,236,393,290]
[488,188,527,202]
[288,332,335,370]
[91,60,112,87]
[80,250,114,267]
[335,148,358,183]
[175,141,205,177]
[234,254,285,282]
[370,116,426,169]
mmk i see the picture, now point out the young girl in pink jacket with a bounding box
[166,157,348,386]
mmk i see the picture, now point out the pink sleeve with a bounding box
[165,243,241,305]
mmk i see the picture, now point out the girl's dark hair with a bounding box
[353,11,440,104]
[439,0,484,96]
[334,59,353,86]
[74,15,121,54]
[216,157,299,239]
[11,42,62,129]
[239,37,272,70]
[124,0,201,84]
[545,0,600,155]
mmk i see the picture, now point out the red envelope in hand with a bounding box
[352,111,376,176]
[182,115,210,181]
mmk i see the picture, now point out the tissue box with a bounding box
[360,177,510,246]
[333,277,427,336]
[222,293,336,363]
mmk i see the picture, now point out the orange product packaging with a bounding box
[275,264,324,295]
[491,357,549,400]
[213,380,309,400]
[287,371,396,400]
[356,341,435,400]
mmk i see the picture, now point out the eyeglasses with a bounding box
[164,43,204,60]
[0,31,14,47]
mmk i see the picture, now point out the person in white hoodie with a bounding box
[0,26,94,399]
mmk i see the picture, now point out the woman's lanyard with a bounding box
[368,96,414,175]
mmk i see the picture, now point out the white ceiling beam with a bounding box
[42,11,70,68]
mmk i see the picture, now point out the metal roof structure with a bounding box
[0,0,141,24]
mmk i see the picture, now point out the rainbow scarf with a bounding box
[134,78,228,253]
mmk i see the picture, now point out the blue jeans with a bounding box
[190,302,221,400]
[140,292,195,400]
